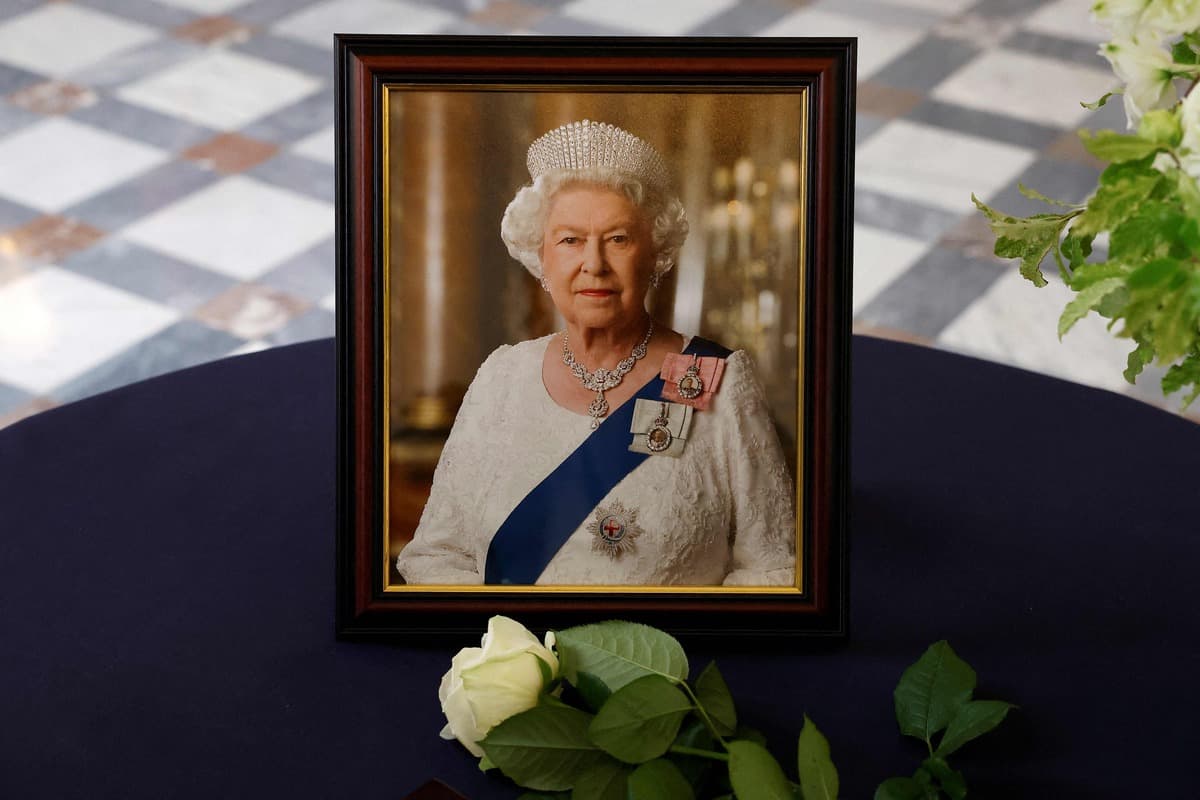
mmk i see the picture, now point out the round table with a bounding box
[2,336,1197,798]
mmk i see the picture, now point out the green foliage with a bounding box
[570,761,630,800]
[1163,348,1200,406]
[880,641,1014,799]
[627,759,694,800]
[1139,110,1182,147]
[555,621,688,694]
[971,195,1076,286]
[694,661,738,737]
[481,702,611,791]
[727,740,794,800]
[1080,89,1119,110]
[796,715,839,800]
[588,675,692,764]
[1079,129,1164,163]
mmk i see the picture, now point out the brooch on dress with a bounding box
[629,399,693,458]
[659,353,726,410]
[588,501,642,558]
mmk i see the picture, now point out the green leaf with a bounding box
[694,661,737,737]
[574,671,613,713]
[1151,275,1200,363]
[570,761,629,800]
[1163,350,1200,407]
[1079,129,1163,163]
[479,754,497,771]
[1109,200,1183,263]
[972,194,1076,287]
[935,700,1015,758]
[796,715,839,800]
[1080,89,1119,110]
[1124,339,1156,383]
[1138,109,1183,147]
[1058,277,1125,339]
[727,740,793,800]
[519,793,569,800]
[626,759,694,800]
[873,777,929,800]
[588,675,692,764]
[1068,260,1127,290]
[893,641,976,745]
[555,621,688,695]
[1172,39,1199,65]
[734,725,770,748]
[1127,257,1181,290]
[1073,168,1162,237]
[921,757,966,800]
[1177,170,1200,219]
[1061,231,1094,271]
[669,717,720,787]
[480,703,608,791]
[1017,182,1079,209]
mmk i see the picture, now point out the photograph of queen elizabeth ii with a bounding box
[386,92,804,588]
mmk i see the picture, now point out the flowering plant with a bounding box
[973,1,1200,407]
[438,617,1013,799]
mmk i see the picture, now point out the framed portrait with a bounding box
[336,36,854,638]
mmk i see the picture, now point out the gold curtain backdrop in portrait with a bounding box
[385,88,805,568]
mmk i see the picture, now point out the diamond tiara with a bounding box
[525,120,672,192]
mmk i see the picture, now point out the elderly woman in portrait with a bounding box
[397,120,795,586]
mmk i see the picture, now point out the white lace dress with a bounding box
[395,335,796,586]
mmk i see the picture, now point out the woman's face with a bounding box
[540,184,655,333]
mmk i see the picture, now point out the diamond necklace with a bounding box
[562,320,654,429]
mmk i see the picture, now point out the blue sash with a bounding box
[484,336,732,585]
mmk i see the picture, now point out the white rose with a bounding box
[438,615,559,757]
[1141,0,1200,36]
[1093,0,1152,36]
[1101,33,1179,126]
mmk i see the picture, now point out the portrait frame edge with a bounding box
[335,35,855,640]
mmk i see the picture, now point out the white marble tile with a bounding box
[0,118,168,213]
[762,9,926,79]
[857,119,1035,214]
[1023,0,1106,44]
[852,225,930,314]
[881,0,976,13]
[0,267,178,395]
[937,269,1134,392]
[561,0,736,34]
[932,48,1113,128]
[273,0,457,49]
[318,291,336,312]
[227,339,271,357]
[154,0,251,13]
[118,50,321,131]
[292,124,335,165]
[121,175,335,280]
[0,5,158,77]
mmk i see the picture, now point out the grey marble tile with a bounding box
[1003,29,1107,70]
[75,0,197,28]
[855,245,1006,339]
[969,0,1048,17]
[872,36,981,93]
[984,155,1102,217]
[69,97,217,152]
[246,151,334,203]
[0,0,44,19]
[0,380,32,418]
[0,101,41,138]
[231,33,330,80]
[239,85,334,144]
[907,98,1062,150]
[235,0,320,27]
[0,63,43,96]
[67,37,201,92]
[62,160,220,232]
[60,237,236,312]
[401,0,478,13]
[688,0,801,35]
[856,112,888,145]
[53,319,243,403]
[529,14,636,35]
[855,187,964,241]
[267,306,335,346]
[440,20,511,35]
[812,0,941,29]
[0,196,40,233]
[257,235,334,302]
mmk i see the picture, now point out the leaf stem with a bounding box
[675,680,729,748]
[668,744,730,762]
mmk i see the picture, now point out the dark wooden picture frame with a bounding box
[336,36,854,638]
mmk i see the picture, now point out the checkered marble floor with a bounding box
[0,0,1185,428]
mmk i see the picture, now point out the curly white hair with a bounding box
[499,166,689,281]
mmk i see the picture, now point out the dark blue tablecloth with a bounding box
[2,336,1197,798]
